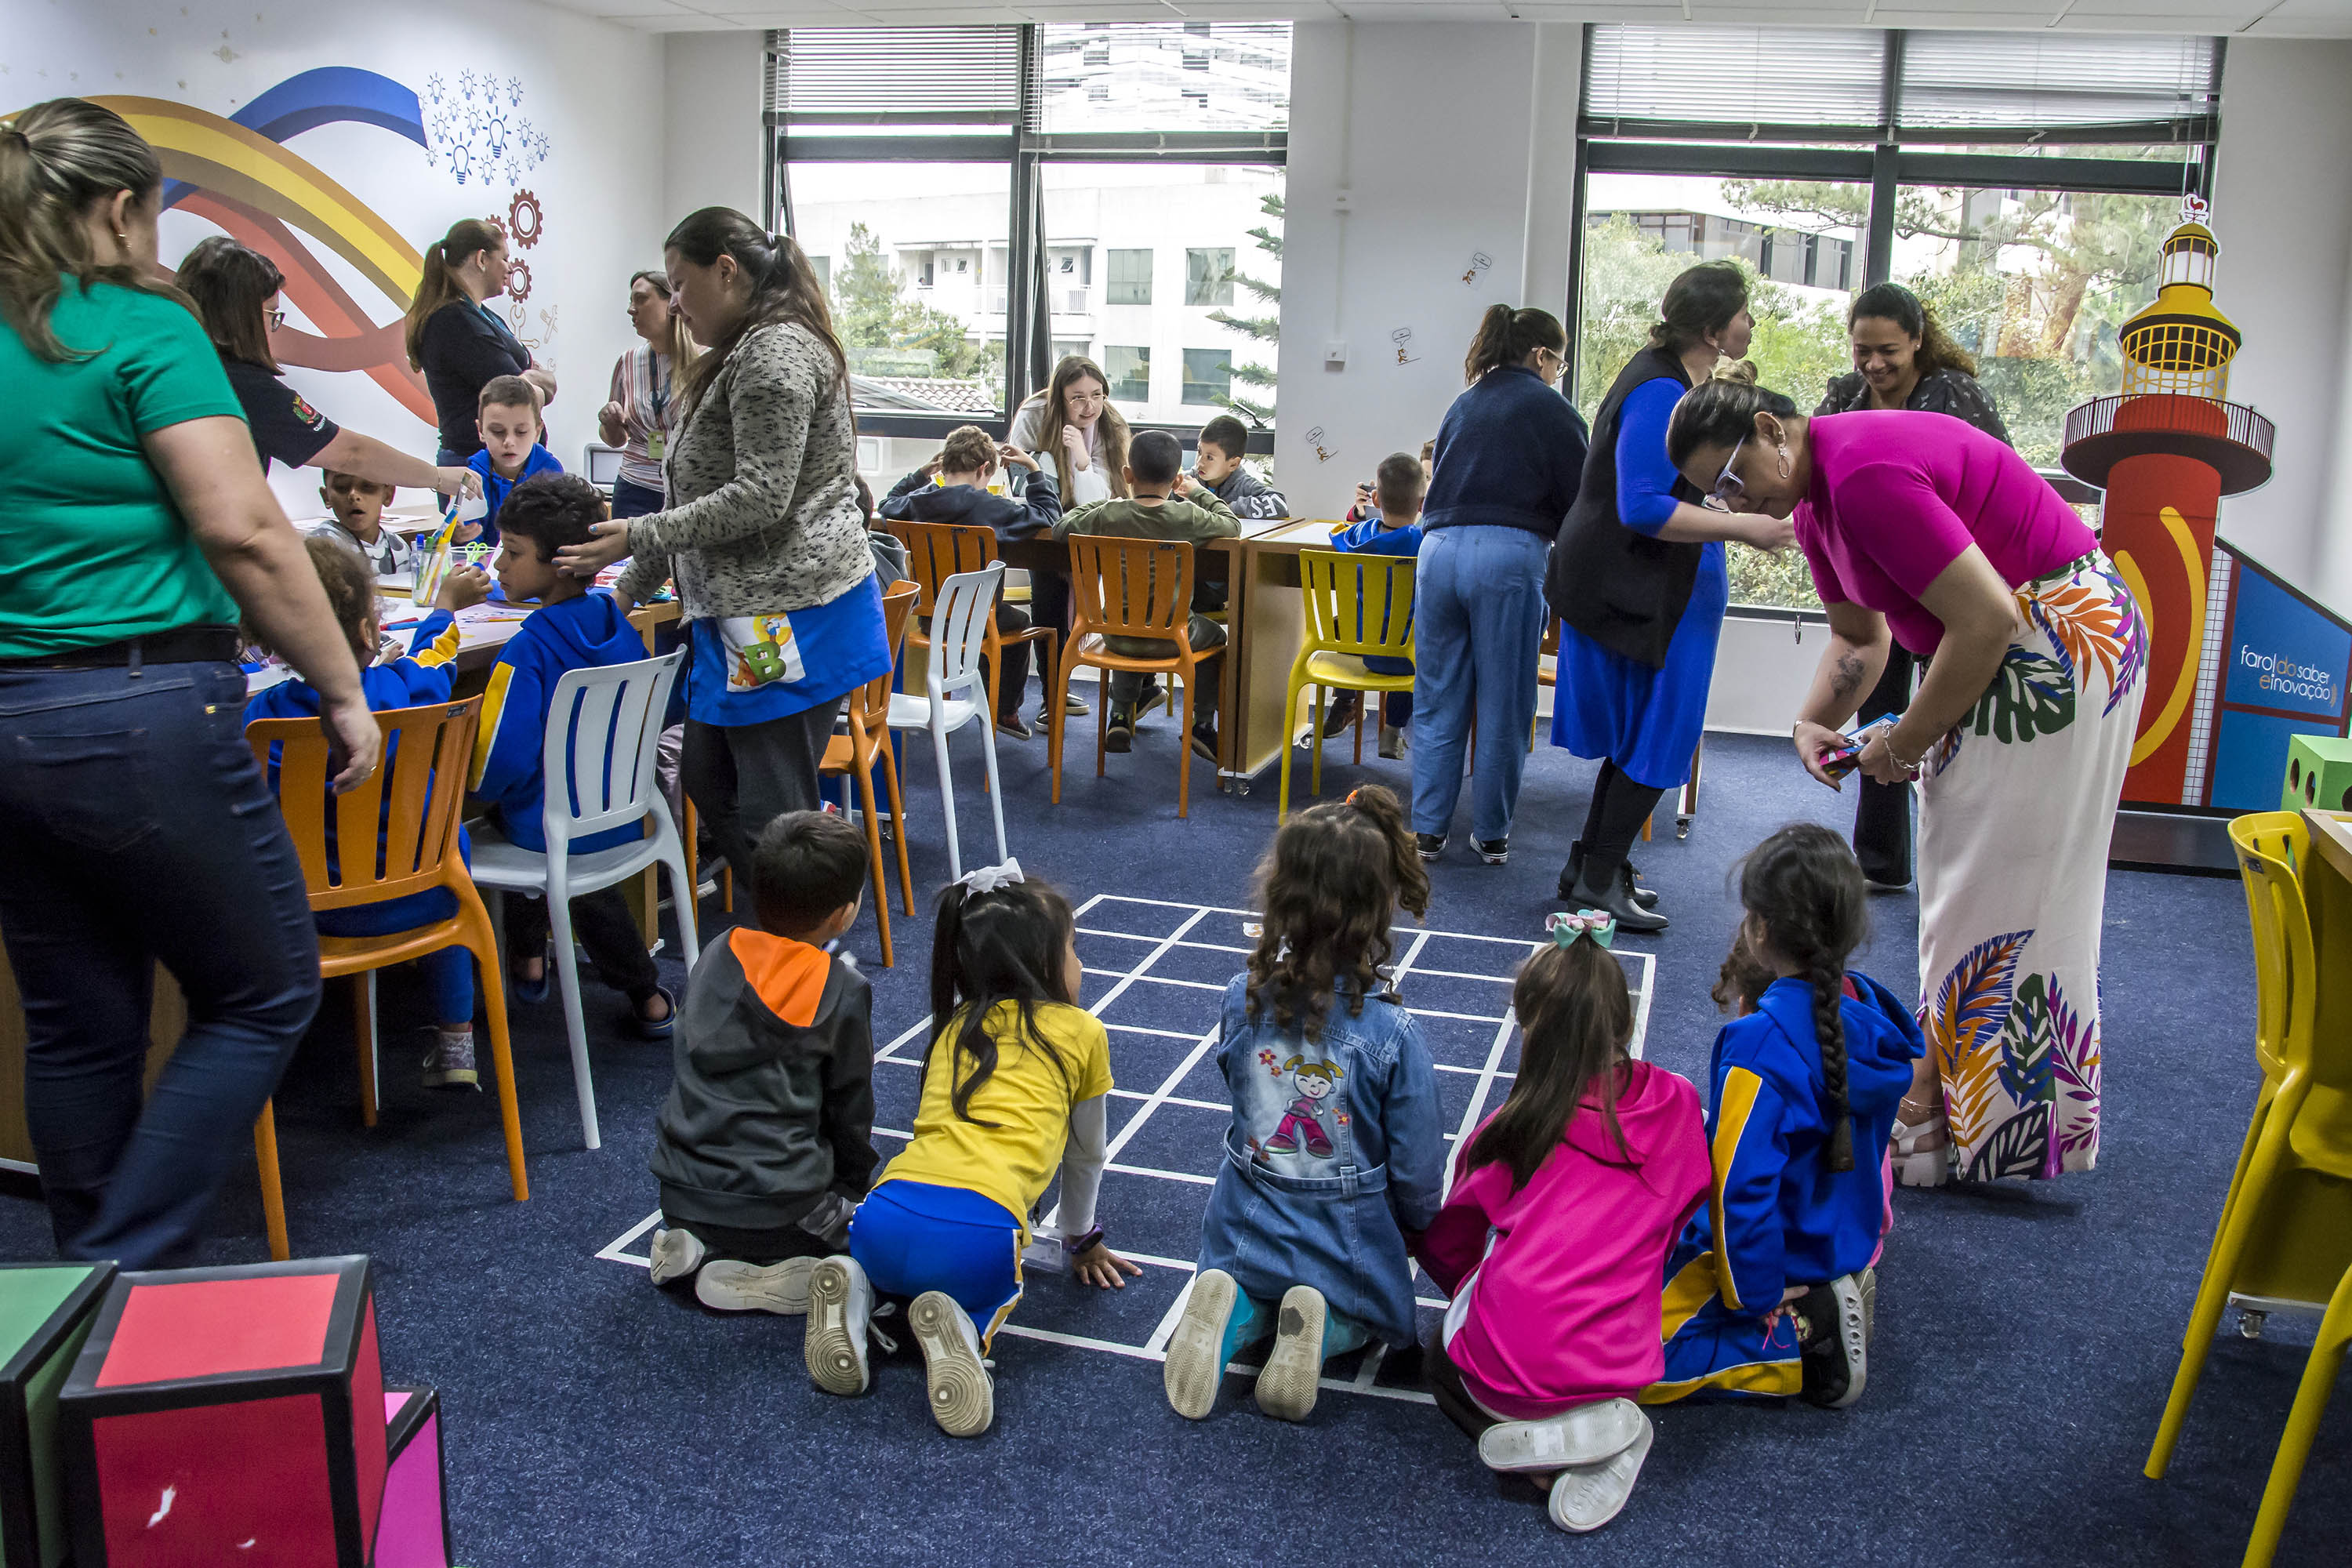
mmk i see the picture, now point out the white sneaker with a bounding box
[1547,1410,1654,1534]
[1164,1269,1240,1421]
[1477,1397,1646,1474]
[648,1227,706,1287]
[695,1256,817,1316]
[909,1290,995,1437]
[1252,1284,1326,1424]
[804,1256,874,1396]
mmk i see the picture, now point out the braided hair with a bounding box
[1736,824,1869,1171]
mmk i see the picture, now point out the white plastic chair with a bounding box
[471,649,695,1150]
[887,564,1007,881]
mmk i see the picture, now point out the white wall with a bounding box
[1274,21,1582,521]
[7,0,667,521]
[664,31,765,227]
[2210,38,2352,615]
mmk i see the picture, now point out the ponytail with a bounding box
[663,208,845,417]
[404,216,504,370]
[0,99,191,365]
[1735,824,1869,1174]
[1648,260,1749,358]
[1469,937,1635,1189]
[1848,281,1978,379]
[1463,304,1566,384]
[926,875,1079,1125]
[1664,378,1799,472]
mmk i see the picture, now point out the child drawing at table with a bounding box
[466,374,562,546]
[1163,784,1443,1426]
[244,534,494,1087]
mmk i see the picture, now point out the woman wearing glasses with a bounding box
[1544,262,1791,931]
[1408,306,1590,870]
[175,238,478,502]
[1664,378,2143,1188]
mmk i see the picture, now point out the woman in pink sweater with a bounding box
[1417,913,1710,1536]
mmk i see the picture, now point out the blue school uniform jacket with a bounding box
[469,592,649,855]
[464,444,564,546]
[1334,517,1424,558]
[1194,975,1446,1348]
[1678,973,1925,1312]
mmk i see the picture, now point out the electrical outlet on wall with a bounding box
[1324,340,1348,369]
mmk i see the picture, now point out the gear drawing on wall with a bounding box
[506,256,532,306]
[508,189,543,249]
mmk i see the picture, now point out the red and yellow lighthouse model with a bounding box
[2062,198,2274,805]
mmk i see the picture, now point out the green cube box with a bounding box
[0,1263,114,1568]
[2281,734,2352,815]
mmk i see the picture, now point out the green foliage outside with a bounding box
[1207,191,1283,430]
[830,222,1004,401]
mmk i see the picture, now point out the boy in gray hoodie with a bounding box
[647,810,879,1315]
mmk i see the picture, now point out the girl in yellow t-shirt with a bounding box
[804,863,1139,1436]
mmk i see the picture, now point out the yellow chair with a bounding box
[1278,548,1416,819]
[2145,811,2352,1566]
[247,698,530,1261]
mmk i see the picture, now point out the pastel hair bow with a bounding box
[1547,909,1617,950]
[958,858,1025,895]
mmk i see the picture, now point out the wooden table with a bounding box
[1222,519,1356,793]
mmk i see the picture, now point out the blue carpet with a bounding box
[5,719,2339,1566]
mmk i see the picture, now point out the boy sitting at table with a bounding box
[466,374,564,548]
[471,473,674,1039]
[244,535,498,1089]
[306,470,426,579]
[878,423,1062,740]
[1320,449,1428,760]
[1051,429,1240,760]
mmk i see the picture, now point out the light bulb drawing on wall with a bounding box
[1462,252,1492,286]
[1390,328,1418,365]
[1305,426,1336,463]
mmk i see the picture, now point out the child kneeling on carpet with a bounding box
[1416,910,1709,1535]
[245,535,493,1090]
[1163,784,1445,1425]
[804,864,1138,1436]
[646,810,878,1314]
[1649,823,1922,1412]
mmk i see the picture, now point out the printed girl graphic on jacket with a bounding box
[1262,1056,1343,1160]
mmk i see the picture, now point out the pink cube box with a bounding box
[377,1385,451,1568]
[58,1257,386,1568]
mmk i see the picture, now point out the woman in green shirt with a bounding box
[0,99,380,1268]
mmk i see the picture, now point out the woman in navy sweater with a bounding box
[1409,307,1589,866]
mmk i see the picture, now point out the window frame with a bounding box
[767,24,1285,448]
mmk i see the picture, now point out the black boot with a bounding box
[1560,840,1659,909]
[1569,859,1668,934]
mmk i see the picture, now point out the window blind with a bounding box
[768,27,1023,124]
[1584,25,1888,132]
[1035,22,1290,134]
[1897,32,2218,137]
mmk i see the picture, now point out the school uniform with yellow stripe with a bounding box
[1645,972,1923,1403]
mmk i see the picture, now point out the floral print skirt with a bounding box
[1916,552,2147,1181]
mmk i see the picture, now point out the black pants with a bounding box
[1425,1330,1502,1443]
[1852,646,1915,886]
[504,885,660,1000]
[681,700,844,909]
[1576,759,1666,884]
[1028,566,1071,703]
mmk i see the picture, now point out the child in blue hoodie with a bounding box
[245,534,495,1088]
[1647,823,1923,1410]
[1320,451,1428,760]
[470,473,673,1037]
[464,375,564,547]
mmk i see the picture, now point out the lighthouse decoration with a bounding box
[2062,196,2274,806]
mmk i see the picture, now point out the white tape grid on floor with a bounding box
[597,893,1657,1405]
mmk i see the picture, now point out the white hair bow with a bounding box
[959,858,1025,895]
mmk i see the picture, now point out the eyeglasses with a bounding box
[265,307,287,332]
[1702,433,1748,513]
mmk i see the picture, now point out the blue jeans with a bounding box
[1408,526,1548,843]
[611,475,665,519]
[0,659,321,1266]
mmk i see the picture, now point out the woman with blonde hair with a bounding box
[0,99,377,1265]
[405,216,556,463]
[598,269,698,518]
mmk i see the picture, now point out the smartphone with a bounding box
[1820,718,1894,782]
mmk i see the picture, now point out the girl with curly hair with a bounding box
[1163,785,1445,1426]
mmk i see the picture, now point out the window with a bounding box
[1181,348,1231,406]
[1104,345,1150,404]
[1107,248,1153,306]
[1052,337,1093,365]
[804,255,829,293]
[1570,24,2216,612]
[1186,248,1235,307]
[773,23,1287,434]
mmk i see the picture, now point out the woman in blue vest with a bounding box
[1544,262,1794,932]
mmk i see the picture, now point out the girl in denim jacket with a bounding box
[1164,786,1446,1424]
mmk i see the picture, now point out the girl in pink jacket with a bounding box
[1417,912,1710,1536]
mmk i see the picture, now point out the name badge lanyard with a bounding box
[647,353,670,462]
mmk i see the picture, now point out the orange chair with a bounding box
[897,520,1062,746]
[821,580,919,967]
[1052,535,1212,818]
[246,698,528,1261]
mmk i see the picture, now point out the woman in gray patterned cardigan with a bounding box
[560,209,891,906]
